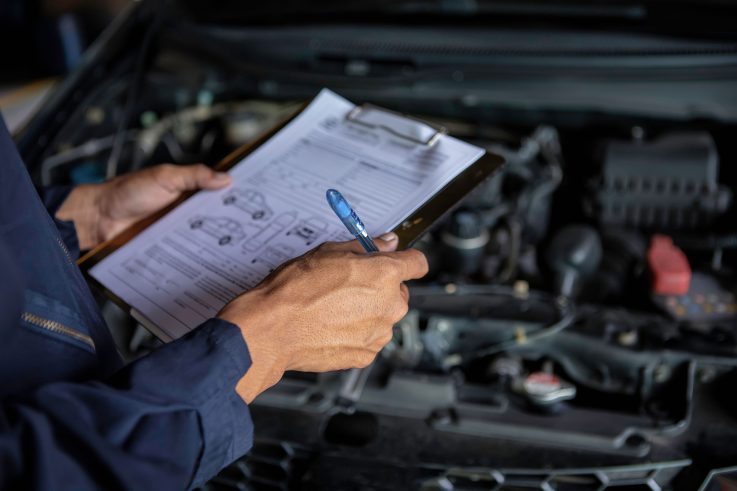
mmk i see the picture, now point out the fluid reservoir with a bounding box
[441,210,489,276]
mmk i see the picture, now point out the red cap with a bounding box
[647,235,691,296]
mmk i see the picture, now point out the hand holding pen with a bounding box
[326,188,410,405]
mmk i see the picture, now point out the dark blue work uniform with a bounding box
[0,117,253,490]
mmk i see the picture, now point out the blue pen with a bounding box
[326,189,380,253]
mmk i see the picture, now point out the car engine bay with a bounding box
[16,4,737,489]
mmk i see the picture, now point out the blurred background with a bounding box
[0,0,129,131]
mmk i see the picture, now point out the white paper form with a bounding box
[90,89,485,340]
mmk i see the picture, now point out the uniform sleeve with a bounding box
[36,185,81,258]
[0,318,254,490]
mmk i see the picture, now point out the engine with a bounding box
[36,90,737,489]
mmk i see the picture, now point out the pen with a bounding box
[326,189,380,253]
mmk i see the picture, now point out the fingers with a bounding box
[351,350,379,369]
[320,232,398,254]
[321,239,367,254]
[155,163,232,192]
[190,164,232,190]
[400,283,410,303]
[390,248,429,281]
[321,236,426,281]
[391,298,410,322]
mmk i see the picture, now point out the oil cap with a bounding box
[647,235,691,296]
[514,372,576,406]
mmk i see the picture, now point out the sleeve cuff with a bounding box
[36,185,81,258]
[109,317,254,487]
[189,318,254,487]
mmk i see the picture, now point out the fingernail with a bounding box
[378,232,398,242]
[214,172,230,180]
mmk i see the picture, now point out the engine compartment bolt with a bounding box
[631,125,646,141]
[698,366,717,383]
[85,107,105,125]
[653,364,671,383]
[513,280,530,298]
[617,330,638,347]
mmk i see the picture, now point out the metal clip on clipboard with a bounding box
[345,103,447,147]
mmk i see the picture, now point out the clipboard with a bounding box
[79,97,505,340]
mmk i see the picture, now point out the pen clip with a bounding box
[345,104,447,147]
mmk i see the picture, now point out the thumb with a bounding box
[374,232,399,252]
[162,164,232,192]
[193,165,232,190]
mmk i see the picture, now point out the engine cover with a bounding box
[594,132,730,230]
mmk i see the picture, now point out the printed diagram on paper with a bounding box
[89,89,485,340]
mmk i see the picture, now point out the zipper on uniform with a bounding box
[56,236,75,265]
[21,312,96,351]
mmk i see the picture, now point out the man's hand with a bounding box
[218,233,429,403]
[56,164,232,250]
